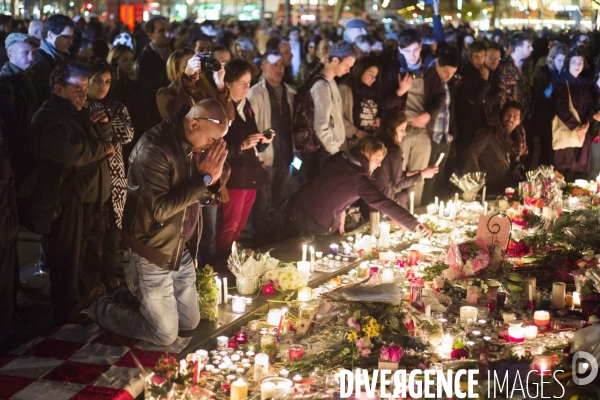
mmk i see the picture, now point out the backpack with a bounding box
[292,75,329,153]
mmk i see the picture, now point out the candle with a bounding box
[235,331,247,345]
[552,282,566,309]
[261,382,277,399]
[329,244,338,255]
[522,277,536,294]
[408,250,419,266]
[438,201,445,218]
[223,277,228,305]
[532,356,552,375]
[460,306,478,321]
[425,304,431,317]
[215,277,222,305]
[192,361,199,382]
[481,186,486,205]
[288,344,304,360]
[533,311,550,326]
[280,369,289,377]
[362,235,372,253]
[232,296,246,314]
[297,287,312,302]
[573,291,581,307]
[483,202,488,216]
[231,378,248,400]
[309,246,315,272]
[502,312,515,325]
[217,336,229,351]
[301,244,307,262]
[379,222,390,248]
[466,287,479,305]
[454,192,458,202]
[597,174,600,193]
[524,325,538,340]
[357,262,369,278]
[297,261,311,278]
[255,353,269,375]
[435,196,439,210]
[267,309,282,326]
[248,320,259,332]
[409,191,415,214]
[508,326,525,343]
[381,268,394,283]
[565,293,573,307]
[426,204,437,215]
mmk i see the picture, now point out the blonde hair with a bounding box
[358,136,387,160]
[166,47,195,82]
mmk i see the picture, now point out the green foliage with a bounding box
[422,261,449,281]
[196,265,219,321]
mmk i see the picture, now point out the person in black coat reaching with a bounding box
[291,136,432,237]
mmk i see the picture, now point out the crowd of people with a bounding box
[2,5,600,345]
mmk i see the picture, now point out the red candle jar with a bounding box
[408,250,419,266]
[485,301,496,312]
[228,339,237,348]
[221,383,231,391]
[235,331,247,345]
[201,371,212,378]
[289,344,305,360]
[405,269,415,280]
[369,266,379,276]
[395,259,405,268]
[496,291,507,308]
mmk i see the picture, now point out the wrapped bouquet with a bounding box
[443,237,490,280]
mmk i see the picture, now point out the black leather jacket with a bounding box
[122,120,220,271]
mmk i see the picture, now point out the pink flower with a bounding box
[347,317,357,327]
[355,338,366,349]
[361,348,372,357]
[388,344,402,363]
[355,324,361,333]
[262,284,275,295]
[451,349,468,359]
[471,259,483,272]
[380,347,390,361]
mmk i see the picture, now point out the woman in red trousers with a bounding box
[216,59,273,255]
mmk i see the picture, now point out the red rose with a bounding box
[451,349,468,359]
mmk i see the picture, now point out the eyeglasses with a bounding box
[58,34,74,41]
[195,117,232,127]
[486,55,501,62]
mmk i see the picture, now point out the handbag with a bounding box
[552,82,586,150]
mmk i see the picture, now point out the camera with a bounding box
[197,54,222,72]
[256,128,275,153]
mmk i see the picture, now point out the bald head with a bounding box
[183,99,229,152]
[29,20,43,40]
[186,98,228,121]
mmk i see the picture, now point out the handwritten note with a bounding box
[476,215,511,249]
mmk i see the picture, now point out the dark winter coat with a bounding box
[455,61,491,151]
[224,101,268,190]
[0,129,19,246]
[292,146,419,234]
[0,62,38,186]
[136,45,169,132]
[374,144,422,207]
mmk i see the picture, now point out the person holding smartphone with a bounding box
[216,59,274,256]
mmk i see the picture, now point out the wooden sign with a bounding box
[476,214,511,249]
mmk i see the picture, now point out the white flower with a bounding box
[428,330,443,347]
[433,277,445,289]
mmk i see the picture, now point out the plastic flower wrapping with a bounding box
[523,165,563,208]
[226,241,279,279]
[443,237,490,279]
[449,172,486,202]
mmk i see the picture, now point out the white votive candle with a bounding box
[524,325,538,340]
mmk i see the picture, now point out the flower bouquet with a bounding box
[227,242,279,295]
[450,172,486,202]
[144,354,213,400]
[261,264,308,291]
[379,343,402,371]
[196,265,219,321]
[443,237,490,280]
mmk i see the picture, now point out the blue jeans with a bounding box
[89,250,199,345]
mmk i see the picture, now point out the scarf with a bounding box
[41,39,65,61]
[234,98,247,122]
[406,59,422,72]
[495,124,528,161]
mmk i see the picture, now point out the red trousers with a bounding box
[216,189,257,255]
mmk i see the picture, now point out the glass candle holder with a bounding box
[288,344,305,360]
[532,356,552,375]
[217,336,228,351]
[357,262,369,278]
[533,311,550,327]
[235,331,247,345]
[508,327,525,343]
[232,296,246,314]
[329,244,338,255]
[408,250,419,266]
[524,325,538,340]
[297,287,312,302]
